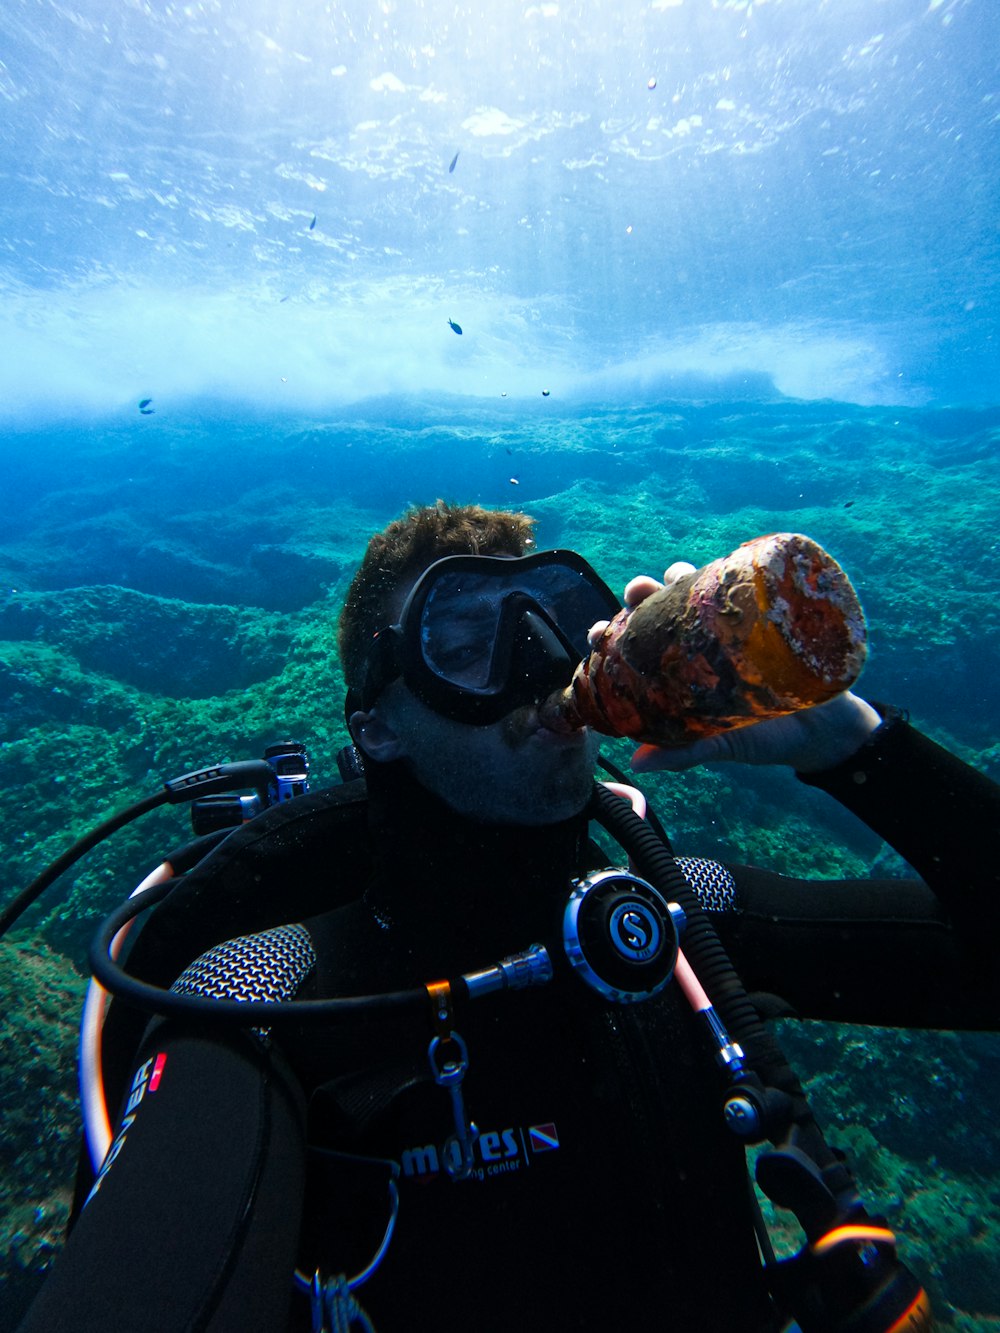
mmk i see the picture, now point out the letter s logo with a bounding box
[618,909,650,951]
[609,901,661,963]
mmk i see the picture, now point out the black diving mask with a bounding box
[356,550,621,725]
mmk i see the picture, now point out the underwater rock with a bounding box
[0,641,142,737]
[0,586,297,697]
[247,543,347,609]
[0,941,87,1328]
[128,539,251,606]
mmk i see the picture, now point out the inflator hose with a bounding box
[0,791,170,938]
[591,783,863,1230]
[1,760,274,941]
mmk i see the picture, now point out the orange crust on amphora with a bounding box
[555,533,867,747]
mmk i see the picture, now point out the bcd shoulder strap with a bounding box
[91,780,373,1178]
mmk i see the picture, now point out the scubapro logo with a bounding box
[609,900,661,963]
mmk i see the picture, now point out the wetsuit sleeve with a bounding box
[798,706,1000,941]
[708,709,1000,1029]
[17,1024,306,1333]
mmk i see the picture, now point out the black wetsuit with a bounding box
[19,711,1000,1332]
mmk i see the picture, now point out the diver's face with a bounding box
[375,678,598,825]
[351,561,598,823]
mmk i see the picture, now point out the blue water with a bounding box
[2,2,999,1328]
[0,0,997,419]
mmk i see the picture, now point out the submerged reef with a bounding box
[0,941,87,1316]
[759,1022,1000,1328]
[0,585,299,696]
[0,397,998,1327]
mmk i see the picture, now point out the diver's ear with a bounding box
[349,709,404,763]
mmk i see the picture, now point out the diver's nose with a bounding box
[510,608,578,698]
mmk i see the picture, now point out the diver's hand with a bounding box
[623,560,697,610]
[586,561,697,646]
[630,691,881,774]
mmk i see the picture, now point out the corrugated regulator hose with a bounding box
[591,781,861,1215]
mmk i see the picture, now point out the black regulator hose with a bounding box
[0,790,170,940]
[591,783,863,1229]
[596,751,674,851]
[88,877,428,1023]
[0,760,274,941]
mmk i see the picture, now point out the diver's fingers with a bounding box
[630,738,725,773]
[587,619,610,647]
[631,695,882,774]
[623,575,661,608]
[663,560,696,586]
[624,562,696,609]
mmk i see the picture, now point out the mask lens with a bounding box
[420,581,498,688]
[417,559,613,692]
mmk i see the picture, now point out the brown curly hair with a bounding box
[338,500,536,693]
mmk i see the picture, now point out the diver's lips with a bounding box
[500,699,588,746]
[536,685,579,735]
[530,712,588,744]
[531,728,585,748]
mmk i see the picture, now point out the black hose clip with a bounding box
[722,1072,794,1144]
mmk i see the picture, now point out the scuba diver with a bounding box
[14,500,1000,1332]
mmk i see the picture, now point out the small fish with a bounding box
[139,398,155,414]
[844,500,855,509]
[541,388,551,397]
[449,151,459,173]
[309,215,317,230]
[501,391,508,398]
[509,477,520,485]
[448,318,463,335]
